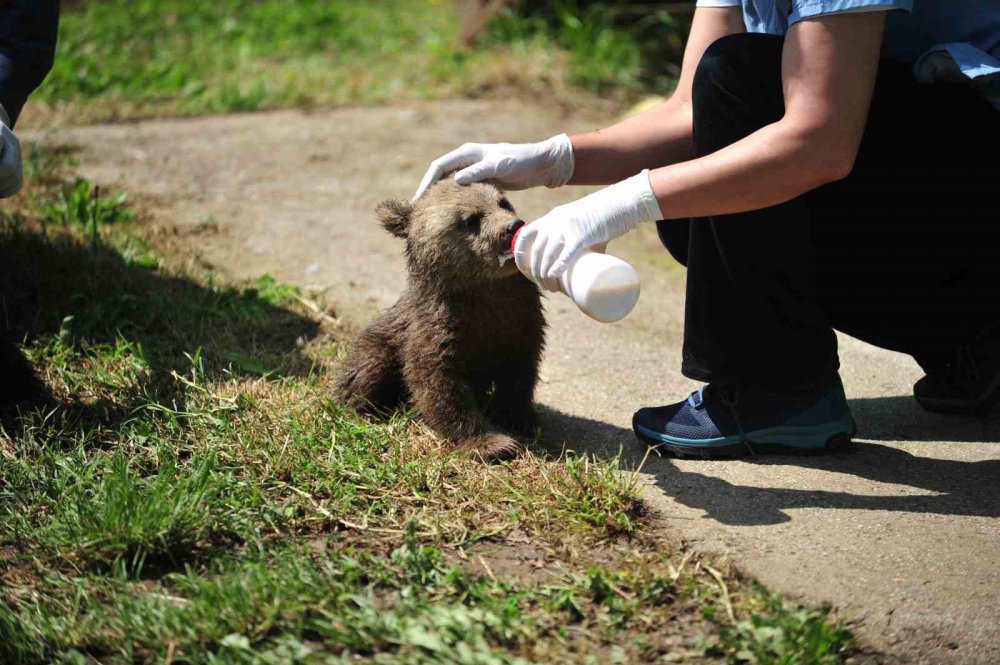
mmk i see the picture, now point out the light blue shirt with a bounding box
[695,0,1000,109]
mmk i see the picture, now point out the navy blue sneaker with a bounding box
[632,377,856,458]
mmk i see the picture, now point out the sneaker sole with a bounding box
[632,415,857,460]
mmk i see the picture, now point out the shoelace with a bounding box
[948,343,982,389]
[945,319,1000,390]
[689,385,757,458]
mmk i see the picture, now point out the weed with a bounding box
[707,585,854,664]
[38,453,229,571]
[247,274,303,309]
[554,450,643,535]
[41,177,133,232]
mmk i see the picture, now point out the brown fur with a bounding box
[334,180,545,461]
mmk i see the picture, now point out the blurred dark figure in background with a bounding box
[0,1,60,414]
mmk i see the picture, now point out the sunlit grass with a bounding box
[29,0,689,127]
[35,1,567,125]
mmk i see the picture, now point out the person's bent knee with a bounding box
[692,33,783,105]
[656,219,690,267]
[691,34,785,156]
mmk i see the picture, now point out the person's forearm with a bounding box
[568,97,694,186]
[649,118,855,220]
[650,13,882,220]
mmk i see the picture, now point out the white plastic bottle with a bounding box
[511,228,640,323]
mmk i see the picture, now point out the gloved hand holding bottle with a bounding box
[511,169,660,292]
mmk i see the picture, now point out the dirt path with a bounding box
[40,102,1000,664]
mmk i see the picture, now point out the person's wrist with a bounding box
[597,170,662,238]
[543,133,575,189]
[564,169,661,250]
[624,169,662,224]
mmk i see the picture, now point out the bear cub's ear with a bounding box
[376,199,413,239]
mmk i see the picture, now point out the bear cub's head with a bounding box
[377,179,525,285]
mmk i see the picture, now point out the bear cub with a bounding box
[334,179,545,460]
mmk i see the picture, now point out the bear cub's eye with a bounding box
[462,212,484,233]
[498,198,514,213]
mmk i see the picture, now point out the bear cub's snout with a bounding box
[334,179,545,461]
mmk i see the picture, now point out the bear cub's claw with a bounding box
[460,433,522,463]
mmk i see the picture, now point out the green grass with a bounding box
[1,542,856,664]
[488,0,687,95]
[33,452,228,571]
[32,1,686,126]
[34,0,554,124]
[42,178,134,230]
[0,145,863,662]
[709,585,855,665]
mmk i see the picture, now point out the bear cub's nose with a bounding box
[505,219,525,236]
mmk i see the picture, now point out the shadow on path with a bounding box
[1,224,320,426]
[852,395,1000,443]
[536,402,1000,527]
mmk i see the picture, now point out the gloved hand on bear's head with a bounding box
[413,133,574,201]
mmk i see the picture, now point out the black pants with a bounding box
[657,34,1000,393]
[0,0,60,125]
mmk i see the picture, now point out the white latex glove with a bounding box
[412,133,574,201]
[0,104,23,198]
[514,170,660,291]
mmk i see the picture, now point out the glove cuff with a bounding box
[579,169,663,245]
[543,133,575,189]
[632,169,662,223]
[615,169,662,227]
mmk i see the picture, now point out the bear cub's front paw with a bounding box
[459,432,522,462]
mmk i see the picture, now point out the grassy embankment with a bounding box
[32,0,684,125]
